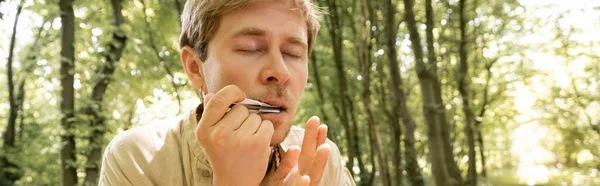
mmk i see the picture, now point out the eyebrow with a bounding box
[231,27,308,49]
[231,27,266,38]
[286,36,308,50]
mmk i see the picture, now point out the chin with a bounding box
[270,124,291,145]
[258,111,293,145]
[271,129,290,146]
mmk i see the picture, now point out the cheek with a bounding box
[290,63,308,95]
[203,71,219,93]
[219,62,258,90]
[204,53,258,92]
[202,60,228,93]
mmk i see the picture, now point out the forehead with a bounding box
[215,0,308,43]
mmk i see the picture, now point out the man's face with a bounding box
[194,0,309,144]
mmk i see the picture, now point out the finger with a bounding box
[297,175,310,186]
[316,124,328,146]
[196,93,214,141]
[256,120,274,141]
[298,116,320,174]
[218,104,249,131]
[236,113,261,134]
[283,166,300,185]
[198,93,213,126]
[274,146,301,178]
[307,143,331,186]
[203,93,214,107]
[199,85,246,129]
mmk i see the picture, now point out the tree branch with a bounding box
[141,0,183,115]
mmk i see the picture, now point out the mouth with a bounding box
[259,99,288,113]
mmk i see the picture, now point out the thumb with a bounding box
[275,146,301,178]
[203,93,214,108]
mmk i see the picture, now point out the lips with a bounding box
[260,99,288,112]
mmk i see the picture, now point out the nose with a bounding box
[260,49,291,85]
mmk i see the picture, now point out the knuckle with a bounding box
[226,84,241,92]
[237,104,249,115]
[249,114,261,123]
[229,105,249,119]
[223,84,236,91]
[262,119,272,125]
[208,94,227,106]
[247,139,260,149]
[211,129,228,147]
[213,136,227,148]
[234,138,245,148]
[196,129,207,143]
[263,120,274,132]
[224,85,245,98]
[196,125,213,141]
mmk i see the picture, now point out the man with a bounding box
[99,0,355,185]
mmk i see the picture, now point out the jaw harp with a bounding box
[229,98,283,113]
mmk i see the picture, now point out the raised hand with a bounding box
[196,85,275,186]
[261,116,331,186]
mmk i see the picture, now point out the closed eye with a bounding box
[283,53,301,59]
[236,49,263,55]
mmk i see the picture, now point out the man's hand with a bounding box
[261,116,331,186]
[196,85,274,186]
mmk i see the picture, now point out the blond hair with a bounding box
[179,0,321,61]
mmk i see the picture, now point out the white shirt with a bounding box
[99,106,355,186]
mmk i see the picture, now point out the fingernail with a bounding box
[312,116,320,121]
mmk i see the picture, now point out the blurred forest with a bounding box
[1,0,599,185]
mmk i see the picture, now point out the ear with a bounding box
[181,46,208,95]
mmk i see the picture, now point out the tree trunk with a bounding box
[366,130,376,186]
[309,51,330,126]
[309,50,338,143]
[401,0,463,185]
[424,0,466,184]
[424,1,465,184]
[382,0,426,185]
[437,39,465,186]
[359,0,390,185]
[15,79,26,140]
[1,1,24,184]
[59,0,78,185]
[381,0,403,185]
[15,19,48,142]
[83,0,128,184]
[346,95,368,183]
[374,57,394,124]
[457,0,477,185]
[374,40,400,184]
[425,0,437,68]
[337,0,367,180]
[476,63,494,178]
[4,0,22,151]
[435,67,464,186]
[321,0,359,178]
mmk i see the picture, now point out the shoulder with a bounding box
[107,117,179,152]
[102,116,185,169]
[100,116,185,185]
